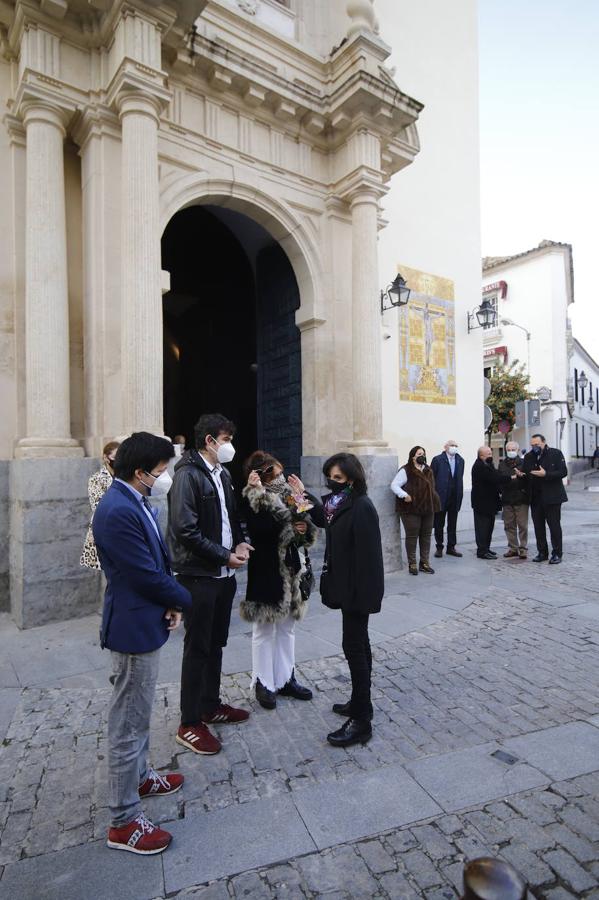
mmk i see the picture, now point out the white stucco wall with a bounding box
[376,0,483,479]
[571,340,599,461]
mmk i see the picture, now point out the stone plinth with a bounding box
[301,453,402,573]
[0,461,8,610]
[9,458,102,628]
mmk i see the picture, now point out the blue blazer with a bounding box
[93,481,191,654]
[430,452,464,512]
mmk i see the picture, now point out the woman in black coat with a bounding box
[316,452,384,748]
[240,451,320,710]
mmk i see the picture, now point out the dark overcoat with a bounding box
[521,447,568,505]
[319,492,384,615]
[470,458,512,516]
[239,485,319,624]
[430,452,464,511]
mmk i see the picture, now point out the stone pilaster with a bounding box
[117,91,164,435]
[16,101,82,458]
[348,187,387,451]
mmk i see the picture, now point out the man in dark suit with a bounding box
[168,413,253,757]
[93,432,192,856]
[471,446,515,559]
[522,433,568,564]
[431,439,465,557]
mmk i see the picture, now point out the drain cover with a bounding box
[491,749,519,765]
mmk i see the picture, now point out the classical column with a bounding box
[349,188,386,448]
[16,102,82,458]
[118,92,163,435]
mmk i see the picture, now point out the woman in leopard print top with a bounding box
[80,440,120,570]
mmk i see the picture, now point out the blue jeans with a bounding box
[108,648,160,827]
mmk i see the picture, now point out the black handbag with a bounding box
[299,548,315,603]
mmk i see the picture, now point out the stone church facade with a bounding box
[0,0,481,626]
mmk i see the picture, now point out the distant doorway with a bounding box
[161,205,302,484]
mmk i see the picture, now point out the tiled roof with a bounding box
[482,239,572,272]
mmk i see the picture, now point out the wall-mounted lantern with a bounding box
[467,298,497,333]
[380,272,411,314]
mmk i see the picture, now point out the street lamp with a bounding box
[467,298,497,332]
[589,394,595,411]
[500,318,532,373]
[578,370,589,390]
[380,272,411,314]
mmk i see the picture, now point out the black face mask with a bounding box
[327,478,348,494]
[415,455,426,466]
[485,457,494,465]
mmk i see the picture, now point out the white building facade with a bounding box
[481,240,596,473]
[0,0,481,626]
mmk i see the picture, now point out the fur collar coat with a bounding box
[239,484,318,624]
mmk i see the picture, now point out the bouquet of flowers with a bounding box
[282,489,314,545]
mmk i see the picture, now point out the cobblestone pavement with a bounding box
[1,483,599,898]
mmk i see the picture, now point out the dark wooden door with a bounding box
[255,244,302,473]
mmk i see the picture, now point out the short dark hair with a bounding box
[113,432,175,481]
[194,414,236,450]
[531,433,546,442]
[322,452,367,495]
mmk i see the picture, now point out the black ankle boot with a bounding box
[278,670,313,701]
[327,718,372,747]
[255,680,277,710]
[332,700,351,717]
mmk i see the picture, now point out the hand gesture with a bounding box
[287,474,305,494]
[165,609,182,630]
[403,494,412,503]
[248,470,262,488]
[531,466,546,478]
[235,541,254,560]
[227,552,247,569]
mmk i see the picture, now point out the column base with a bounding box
[15,438,84,459]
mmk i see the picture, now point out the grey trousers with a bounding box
[108,648,160,827]
[502,503,529,551]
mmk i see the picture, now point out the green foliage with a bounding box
[487,362,533,433]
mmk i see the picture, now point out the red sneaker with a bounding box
[139,768,184,798]
[176,723,221,755]
[107,812,172,855]
[202,704,250,724]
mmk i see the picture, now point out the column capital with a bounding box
[336,169,387,206]
[107,59,171,122]
[13,79,76,133]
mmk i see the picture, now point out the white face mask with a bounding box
[447,446,458,455]
[147,470,173,497]
[213,440,235,464]
[506,450,518,459]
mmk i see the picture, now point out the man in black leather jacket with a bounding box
[168,413,253,755]
[521,433,568,564]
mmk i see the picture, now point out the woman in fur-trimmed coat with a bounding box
[240,450,321,711]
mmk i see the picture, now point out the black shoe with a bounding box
[478,551,496,560]
[278,670,313,701]
[533,554,549,562]
[408,562,418,575]
[434,547,443,558]
[446,547,463,557]
[549,553,562,565]
[255,680,277,710]
[332,700,352,717]
[419,562,435,574]
[327,718,372,747]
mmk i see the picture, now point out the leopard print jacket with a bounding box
[80,465,113,570]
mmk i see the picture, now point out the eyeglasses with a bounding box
[256,465,275,476]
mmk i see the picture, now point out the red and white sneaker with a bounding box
[176,723,221,755]
[202,704,250,725]
[107,812,172,855]
[139,768,184,798]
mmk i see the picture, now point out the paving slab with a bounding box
[406,743,549,813]
[563,602,599,622]
[0,687,20,740]
[292,761,441,850]
[503,721,599,781]
[163,794,316,892]
[0,838,164,900]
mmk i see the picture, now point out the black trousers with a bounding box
[434,498,459,549]
[341,610,373,722]
[531,502,563,557]
[178,575,236,725]
[473,511,496,556]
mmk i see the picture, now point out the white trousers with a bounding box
[251,614,296,693]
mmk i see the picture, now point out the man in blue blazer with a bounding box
[93,432,191,856]
[431,439,465,558]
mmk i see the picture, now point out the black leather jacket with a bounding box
[167,450,245,577]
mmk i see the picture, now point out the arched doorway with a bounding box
[161,205,302,483]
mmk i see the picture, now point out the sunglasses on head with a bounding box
[257,465,275,476]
